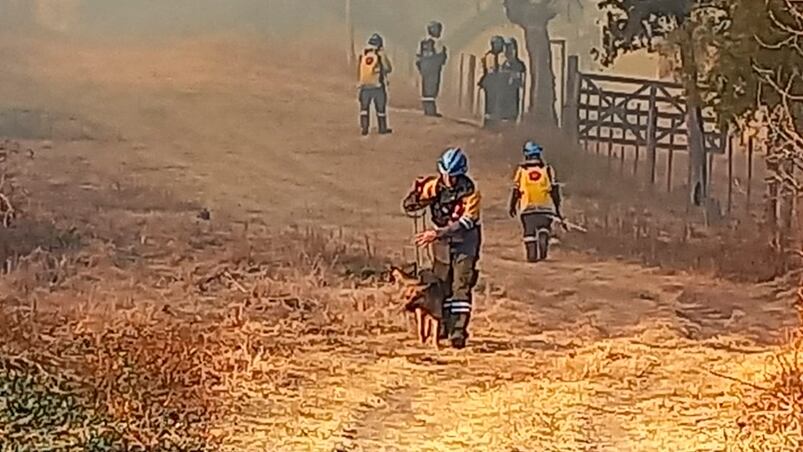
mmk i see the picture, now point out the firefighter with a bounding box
[508,141,563,262]
[416,21,447,117]
[358,33,393,136]
[501,37,527,123]
[479,35,507,129]
[402,147,481,349]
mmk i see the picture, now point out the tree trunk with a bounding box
[678,29,708,207]
[523,23,558,126]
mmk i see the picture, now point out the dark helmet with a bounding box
[427,21,443,38]
[490,35,505,53]
[368,33,384,48]
[506,37,519,54]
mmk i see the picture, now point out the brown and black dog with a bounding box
[388,265,445,349]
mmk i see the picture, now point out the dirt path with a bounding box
[6,38,798,450]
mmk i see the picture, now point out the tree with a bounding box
[707,0,803,259]
[597,0,729,207]
[503,0,586,126]
[504,0,560,126]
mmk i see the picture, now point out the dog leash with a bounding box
[406,208,430,276]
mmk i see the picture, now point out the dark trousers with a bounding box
[421,70,442,116]
[500,86,522,121]
[359,86,389,134]
[521,212,553,262]
[481,73,505,128]
[431,239,479,347]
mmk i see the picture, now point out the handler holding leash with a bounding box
[402,147,481,349]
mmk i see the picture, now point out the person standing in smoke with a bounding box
[479,36,507,129]
[501,37,527,123]
[358,33,393,136]
[416,21,447,117]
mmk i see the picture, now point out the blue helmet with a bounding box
[368,33,384,48]
[523,141,543,160]
[438,147,468,176]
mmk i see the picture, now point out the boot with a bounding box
[423,101,437,117]
[439,307,453,340]
[360,115,369,136]
[525,242,539,263]
[449,312,470,349]
[378,116,392,134]
[537,230,550,260]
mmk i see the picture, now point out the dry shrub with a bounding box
[0,139,29,228]
[0,194,391,450]
[729,288,803,450]
[732,348,803,450]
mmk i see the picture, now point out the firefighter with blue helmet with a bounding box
[403,147,482,349]
[509,141,563,262]
[416,21,447,117]
[358,33,393,135]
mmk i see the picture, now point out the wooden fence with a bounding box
[563,56,761,216]
[414,45,762,218]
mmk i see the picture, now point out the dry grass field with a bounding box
[0,33,800,451]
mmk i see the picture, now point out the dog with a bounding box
[388,265,445,349]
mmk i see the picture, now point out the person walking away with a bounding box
[358,33,393,136]
[501,37,527,123]
[416,21,447,117]
[479,36,507,129]
[508,141,563,262]
[402,148,481,349]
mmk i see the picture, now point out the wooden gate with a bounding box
[566,67,726,194]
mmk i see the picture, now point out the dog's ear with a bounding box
[387,266,406,284]
[390,265,418,282]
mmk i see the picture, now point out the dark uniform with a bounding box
[403,174,481,349]
[479,37,507,129]
[509,158,562,262]
[416,22,447,117]
[501,38,527,123]
[358,35,393,136]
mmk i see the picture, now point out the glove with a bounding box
[508,189,520,219]
[556,213,569,231]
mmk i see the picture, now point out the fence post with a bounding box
[467,54,477,116]
[345,0,356,66]
[634,102,642,177]
[595,95,603,155]
[607,120,614,170]
[646,84,658,185]
[564,55,580,144]
[667,130,675,193]
[747,136,754,214]
[458,54,465,110]
[619,128,626,174]
[727,133,733,214]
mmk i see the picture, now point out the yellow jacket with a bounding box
[512,162,556,214]
[358,47,393,88]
